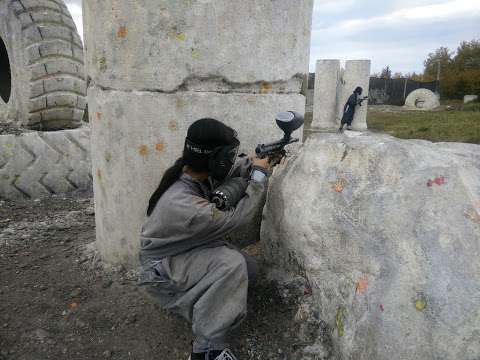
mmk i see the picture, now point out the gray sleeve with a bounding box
[189,179,266,241]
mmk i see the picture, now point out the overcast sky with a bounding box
[65,0,480,74]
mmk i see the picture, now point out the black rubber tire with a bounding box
[0,0,86,130]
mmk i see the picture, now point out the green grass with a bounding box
[367,109,480,144]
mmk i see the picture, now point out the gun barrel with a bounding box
[255,138,299,157]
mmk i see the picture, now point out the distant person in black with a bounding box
[338,86,366,132]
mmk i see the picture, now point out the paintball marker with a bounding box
[255,111,304,159]
[210,111,304,210]
[358,96,369,106]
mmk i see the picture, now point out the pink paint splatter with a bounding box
[304,285,312,296]
[379,304,384,312]
[427,176,445,187]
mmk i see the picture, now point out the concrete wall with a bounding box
[84,0,314,265]
[312,60,340,129]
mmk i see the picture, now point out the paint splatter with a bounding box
[105,152,112,162]
[98,57,107,72]
[427,176,445,187]
[304,284,312,296]
[332,178,347,193]
[260,82,273,94]
[95,112,102,121]
[155,143,165,153]
[191,48,200,59]
[336,307,345,337]
[464,209,480,224]
[117,26,128,39]
[4,143,13,149]
[138,145,149,156]
[96,169,102,180]
[168,120,178,131]
[68,302,78,310]
[355,276,368,295]
[415,299,427,311]
[379,304,384,312]
[175,33,186,41]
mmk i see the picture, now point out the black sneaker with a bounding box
[189,349,237,360]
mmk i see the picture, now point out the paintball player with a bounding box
[138,118,276,360]
[338,86,367,132]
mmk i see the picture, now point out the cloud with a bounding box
[310,0,480,73]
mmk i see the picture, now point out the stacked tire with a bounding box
[0,0,86,130]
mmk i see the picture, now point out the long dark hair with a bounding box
[146,118,237,216]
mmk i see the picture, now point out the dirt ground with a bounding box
[0,191,309,360]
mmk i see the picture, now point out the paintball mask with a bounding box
[184,135,240,181]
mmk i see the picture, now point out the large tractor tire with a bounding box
[0,0,86,130]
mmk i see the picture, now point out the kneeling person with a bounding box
[138,118,273,360]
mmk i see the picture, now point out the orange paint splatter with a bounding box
[155,143,165,152]
[168,120,178,131]
[95,112,102,121]
[139,145,149,156]
[332,178,346,193]
[355,276,368,295]
[96,169,102,180]
[69,302,78,310]
[117,26,128,39]
[464,209,480,224]
[260,82,273,94]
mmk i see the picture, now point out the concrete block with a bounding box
[337,60,371,131]
[464,95,478,104]
[312,59,340,129]
[263,132,480,359]
[404,89,440,110]
[88,87,306,265]
[83,0,314,92]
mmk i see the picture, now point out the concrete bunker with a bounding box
[404,88,440,110]
[0,35,12,104]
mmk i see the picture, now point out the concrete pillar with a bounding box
[83,0,314,265]
[312,60,340,130]
[337,60,371,131]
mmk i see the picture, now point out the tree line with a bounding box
[374,39,480,100]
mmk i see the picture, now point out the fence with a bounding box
[368,78,438,106]
[307,73,438,106]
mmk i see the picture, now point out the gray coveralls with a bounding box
[138,160,266,353]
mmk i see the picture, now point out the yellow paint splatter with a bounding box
[336,307,345,337]
[105,152,112,162]
[155,143,165,152]
[176,33,186,41]
[139,145,149,156]
[4,143,13,149]
[168,120,178,131]
[98,57,107,72]
[176,98,187,108]
[415,299,427,311]
[117,25,128,39]
[260,82,273,94]
[191,48,200,59]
